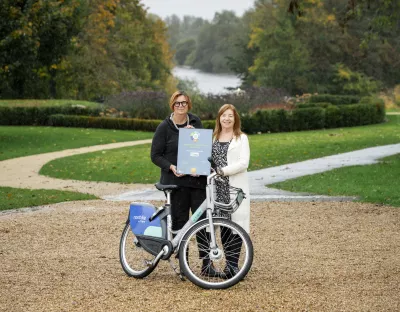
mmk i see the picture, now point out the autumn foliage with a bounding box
[0,0,173,100]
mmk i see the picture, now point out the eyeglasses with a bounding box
[174,101,188,107]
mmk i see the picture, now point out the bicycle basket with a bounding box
[213,186,246,214]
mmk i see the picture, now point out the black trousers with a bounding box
[171,186,208,260]
[170,186,206,231]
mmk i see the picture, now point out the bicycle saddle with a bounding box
[154,183,179,191]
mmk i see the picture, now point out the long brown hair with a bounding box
[213,104,243,140]
[168,90,193,111]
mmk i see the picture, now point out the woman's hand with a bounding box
[185,125,194,129]
[170,164,185,177]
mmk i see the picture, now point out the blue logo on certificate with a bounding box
[190,131,200,142]
[177,128,212,175]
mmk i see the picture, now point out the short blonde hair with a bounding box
[169,90,192,111]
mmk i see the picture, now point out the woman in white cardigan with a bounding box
[212,104,250,278]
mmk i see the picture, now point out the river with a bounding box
[172,66,241,94]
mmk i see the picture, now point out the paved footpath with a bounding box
[1,137,399,202]
[0,140,153,197]
[105,143,400,202]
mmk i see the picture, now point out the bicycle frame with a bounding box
[128,170,242,266]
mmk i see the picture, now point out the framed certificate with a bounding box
[177,128,213,176]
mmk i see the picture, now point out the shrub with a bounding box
[202,120,216,130]
[105,91,170,120]
[296,102,332,109]
[291,107,325,131]
[190,87,289,120]
[325,105,342,128]
[104,87,289,121]
[359,96,385,106]
[48,115,161,131]
[0,106,101,126]
[338,103,385,127]
[331,64,381,95]
[241,109,291,134]
[308,94,360,105]
[243,102,384,134]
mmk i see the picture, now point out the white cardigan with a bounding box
[221,133,250,233]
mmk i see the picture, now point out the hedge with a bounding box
[291,107,325,131]
[1,102,385,134]
[359,96,385,106]
[48,115,161,131]
[47,115,217,132]
[308,94,361,105]
[202,120,216,130]
[242,102,385,134]
[296,102,332,109]
[0,106,101,126]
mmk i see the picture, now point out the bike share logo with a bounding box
[190,131,200,142]
[133,215,146,223]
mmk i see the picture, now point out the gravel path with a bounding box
[1,141,399,311]
[1,200,399,311]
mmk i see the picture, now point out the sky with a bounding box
[141,0,255,20]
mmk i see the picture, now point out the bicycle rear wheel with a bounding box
[119,223,156,278]
[179,218,253,289]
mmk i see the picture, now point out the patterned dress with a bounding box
[212,140,231,218]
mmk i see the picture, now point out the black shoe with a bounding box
[200,261,220,277]
[220,265,240,279]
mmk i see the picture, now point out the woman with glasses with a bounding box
[151,91,219,277]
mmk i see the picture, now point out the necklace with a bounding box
[170,113,189,130]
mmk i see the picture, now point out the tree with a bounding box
[239,0,400,94]
[175,39,196,65]
[57,0,174,100]
[191,11,247,73]
[226,10,258,87]
[0,0,82,98]
[288,0,400,44]
[0,0,175,100]
[248,1,313,94]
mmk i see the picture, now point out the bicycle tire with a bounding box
[119,223,157,278]
[179,218,253,289]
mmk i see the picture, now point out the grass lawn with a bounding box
[0,99,101,108]
[0,126,153,210]
[249,114,400,170]
[40,115,400,184]
[2,115,399,210]
[40,143,159,184]
[0,126,154,161]
[0,186,97,211]
[269,154,400,207]
[386,106,400,113]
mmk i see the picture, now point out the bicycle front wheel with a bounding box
[119,223,156,278]
[179,218,253,289]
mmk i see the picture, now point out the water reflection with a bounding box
[173,66,241,94]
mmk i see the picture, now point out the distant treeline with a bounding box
[165,0,400,95]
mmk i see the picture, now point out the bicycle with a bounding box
[119,168,253,289]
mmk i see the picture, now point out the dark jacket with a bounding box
[151,113,207,189]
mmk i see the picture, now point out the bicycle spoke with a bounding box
[179,218,253,289]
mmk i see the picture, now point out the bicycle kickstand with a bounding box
[168,258,186,281]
